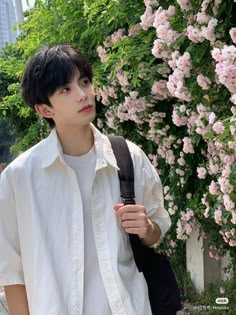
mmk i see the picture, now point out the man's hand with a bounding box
[114,204,161,246]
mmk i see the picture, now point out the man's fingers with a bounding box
[114,204,145,217]
[121,212,146,221]
[113,204,124,212]
[121,219,146,228]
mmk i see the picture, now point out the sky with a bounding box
[21,0,35,11]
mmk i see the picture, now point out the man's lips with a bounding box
[79,105,93,112]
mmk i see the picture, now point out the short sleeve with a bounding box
[141,150,171,237]
[0,169,24,286]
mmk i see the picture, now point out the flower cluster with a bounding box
[95,0,236,253]
[212,45,236,95]
[176,209,196,240]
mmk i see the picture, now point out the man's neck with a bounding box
[56,123,94,156]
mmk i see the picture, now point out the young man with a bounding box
[0,44,171,315]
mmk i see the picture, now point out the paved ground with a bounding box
[0,288,8,315]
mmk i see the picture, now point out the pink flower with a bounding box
[231,213,236,225]
[187,26,204,43]
[211,48,221,62]
[176,52,192,77]
[197,167,207,179]
[167,72,192,101]
[103,36,112,48]
[224,155,235,166]
[229,28,236,44]
[196,12,211,24]
[111,29,126,44]
[116,70,129,87]
[201,26,216,43]
[144,0,159,7]
[204,207,210,218]
[231,105,236,115]
[178,157,186,166]
[200,18,218,43]
[208,160,220,174]
[129,91,139,100]
[183,137,194,154]
[176,0,192,11]
[128,24,142,36]
[214,48,236,94]
[214,209,222,225]
[140,6,155,30]
[185,223,193,235]
[170,240,176,248]
[197,74,211,90]
[105,110,117,130]
[212,0,222,15]
[96,46,108,63]
[168,5,176,16]
[153,7,179,44]
[155,23,180,43]
[172,109,188,126]
[223,194,235,211]
[186,193,192,199]
[219,178,234,194]
[203,94,210,101]
[151,80,171,99]
[208,112,216,124]
[152,39,173,59]
[96,118,104,129]
[153,7,169,26]
[221,45,236,62]
[230,93,236,105]
[209,181,218,195]
[220,287,225,294]
[212,121,225,134]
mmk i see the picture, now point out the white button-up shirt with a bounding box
[0,124,171,315]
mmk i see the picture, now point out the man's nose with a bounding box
[76,86,88,101]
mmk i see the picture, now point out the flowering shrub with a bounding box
[94,0,236,257]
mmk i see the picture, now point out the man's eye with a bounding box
[62,87,70,93]
[81,78,90,86]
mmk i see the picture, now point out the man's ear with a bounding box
[35,104,54,119]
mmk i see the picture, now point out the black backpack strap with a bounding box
[108,135,143,271]
[108,136,135,205]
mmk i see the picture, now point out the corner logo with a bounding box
[215,297,229,305]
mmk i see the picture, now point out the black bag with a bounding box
[108,135,182,315]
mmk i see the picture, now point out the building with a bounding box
[0,0,22,49]
[14,0,23,24]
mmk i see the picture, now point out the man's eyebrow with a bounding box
[78,73,88,79]
[57,83,69,90]
[54,81,70,93]
[61,81,70,85]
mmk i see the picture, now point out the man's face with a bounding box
[36,72,96,129]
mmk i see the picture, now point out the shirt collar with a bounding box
[41,124,119,171]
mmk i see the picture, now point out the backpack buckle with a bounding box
[122,196,136,205]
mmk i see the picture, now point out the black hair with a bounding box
[21,44,93,127]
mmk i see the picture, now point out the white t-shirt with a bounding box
[64,146,112,315]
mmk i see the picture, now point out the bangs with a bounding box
[44,59,82,95]
[43,49,92,97]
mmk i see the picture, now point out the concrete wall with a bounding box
[186,226,232,292]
